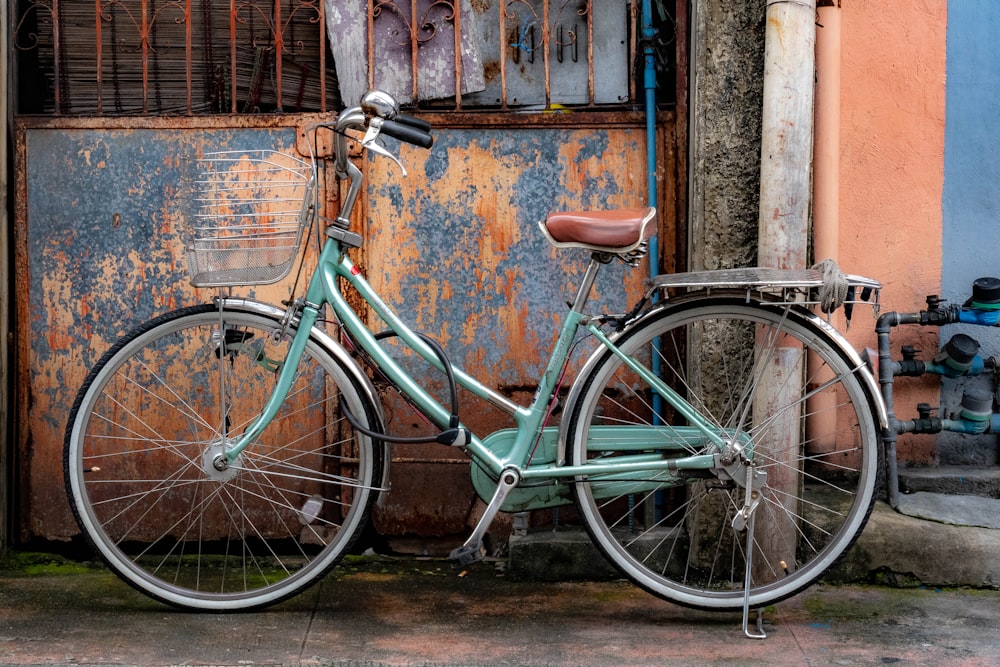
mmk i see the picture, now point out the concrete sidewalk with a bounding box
[1,546,999,667]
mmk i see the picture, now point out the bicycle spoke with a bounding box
[571,297,878,610]
[65,306,381,610]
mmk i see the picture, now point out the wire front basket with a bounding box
[183,150,315,287]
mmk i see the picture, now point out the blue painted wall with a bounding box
[939,1,1000,464]
[942,2,1000,303]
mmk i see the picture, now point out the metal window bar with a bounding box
[366,0,637,110]
[13,0,332,115]
[13,0,651,115]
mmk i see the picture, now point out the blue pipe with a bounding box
[918,357,989,378]
[642,0,663,424]
[642,1,667,527]
[642,0,659,266]
[956,309,1000,326]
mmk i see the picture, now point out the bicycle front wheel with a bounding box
[568,295,880,611]
[64,303,383,611]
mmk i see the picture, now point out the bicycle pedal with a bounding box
[449,542,486,566]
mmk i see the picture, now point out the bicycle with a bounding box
[63,90,884,621]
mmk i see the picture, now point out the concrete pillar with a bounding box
[688,0,765,272]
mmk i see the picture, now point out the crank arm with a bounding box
[449,468,520,566]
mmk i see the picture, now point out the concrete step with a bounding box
[507,501,1000,590]
[897,465,1000,498]
[894,491,1000,529]
[836,501,1000,589]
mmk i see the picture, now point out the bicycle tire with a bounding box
[64,303,383,611]
[568,294,880,611]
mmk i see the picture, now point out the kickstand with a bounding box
[741,508,767,640]
[744,607,766,639]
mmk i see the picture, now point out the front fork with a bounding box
[212,299,319,467]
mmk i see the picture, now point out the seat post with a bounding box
[569,253,610,312]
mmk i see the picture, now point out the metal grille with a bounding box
[13,1,673,115]
[13,0,336,115]
[351,0,641,110]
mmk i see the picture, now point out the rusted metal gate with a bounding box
[362,117,681,545]
[13,118,322,539]
[11,1,685,547]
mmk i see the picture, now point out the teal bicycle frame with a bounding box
[220,116,726,512]
[223,237,723,492]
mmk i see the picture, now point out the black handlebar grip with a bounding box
[394,114,432,133]
[380,119,434,149]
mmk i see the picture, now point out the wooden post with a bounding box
[1,0,10,555]
[758,0,816,269]
[755,0,817,583]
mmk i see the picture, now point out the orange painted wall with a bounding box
[838,2,947,464]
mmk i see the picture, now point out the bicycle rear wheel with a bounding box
[568,295,880,611]
[64,303,383,611]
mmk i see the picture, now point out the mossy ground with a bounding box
[0,550,101,576]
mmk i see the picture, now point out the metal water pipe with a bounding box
[641,0,663,422]
[757,0,816,268]
[807,1,842,458]
[642,0,659,258]
[754,0,817,577]
[814,1,840,267]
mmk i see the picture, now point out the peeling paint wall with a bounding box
[368,129,649,382]
[17,125,306,540]
[16,120,660,544]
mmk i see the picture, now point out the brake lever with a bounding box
[361,118,408,176]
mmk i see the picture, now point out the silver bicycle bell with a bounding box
[361,90,399,120]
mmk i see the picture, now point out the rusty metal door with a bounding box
[13,119,318,540]
[11,0,686,545]
[11,0,686,547]
[14,113,679,547]
[363,119,675,544]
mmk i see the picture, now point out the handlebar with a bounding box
[319,91,434,235]
[394,113,432,133]
[330,90,434,173]
[379,118,434,148]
